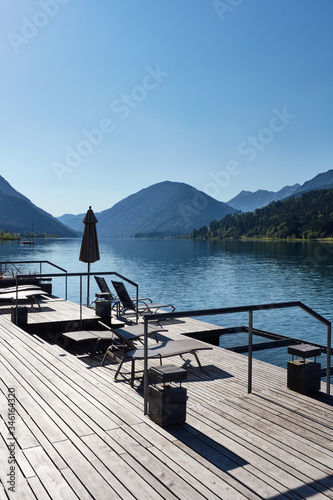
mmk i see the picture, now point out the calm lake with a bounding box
[1,238,332,373]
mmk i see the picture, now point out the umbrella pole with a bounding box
[87,263,90,307]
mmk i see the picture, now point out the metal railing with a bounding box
[0,260,67,275]
[16,270,141,325]
[0,260,68,299]
[142,301,332,414]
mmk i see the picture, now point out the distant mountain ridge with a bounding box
[293,169,333,196]
[58,181,237,238]
[58,213,85,232]
[2,167,332,239]
[227,169,333,212]
[58,169,333,238]
[227,184,300,212]
[0,175,77,237]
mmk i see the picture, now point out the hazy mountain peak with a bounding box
[227,184,300,212]
[59,181,236,237]
[57,170,333,235]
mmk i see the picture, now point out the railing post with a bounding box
[79,275,82,329]
[144,317,149,415]
[327,323,331,395]
[248,310,253,394]
[15,274,19,321]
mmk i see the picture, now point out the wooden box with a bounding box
[149,365,187,386]
[95,300,111,317]
[148,385,187,426]
[11,306,28,325]
[287,360,321,394]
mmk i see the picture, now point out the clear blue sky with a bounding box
[1,0,333,216]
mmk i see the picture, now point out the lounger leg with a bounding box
[30,295,41,308]
[193,352,202,368]
[131,359,135,387]
[27,296,35,308]
[101,347,110,366]
[90,339,100,358]
[151,332,159,342]
[180,352,202,368]
[114,358,126,380]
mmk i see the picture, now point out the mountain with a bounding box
[227,169,333,213]
[293,169,333,196]
[59,181,237,238]
[189,188,333,240]
[227,184,300,212]
[0,175,78,237]
[57,213,85,233]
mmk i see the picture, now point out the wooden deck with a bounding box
[0,298,333,499]
[0,295,97,325]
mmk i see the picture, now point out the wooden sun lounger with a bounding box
[0,284,42,294]
[107,338,213,386]
[111,280,175,318]
[0,289,48,308]
[61,329,117,357]
[100,323,167,352]
[62,322,164,358]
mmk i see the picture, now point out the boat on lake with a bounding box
[19,240,34,245]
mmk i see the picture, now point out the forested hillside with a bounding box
[187,189,333,240]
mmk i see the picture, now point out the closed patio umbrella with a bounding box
[79,206,100,306]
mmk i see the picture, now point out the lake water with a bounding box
[1,238,332,375]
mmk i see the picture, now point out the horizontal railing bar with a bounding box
[143,301,331,327]
[0,260,67,273]
[18,271,135,282]
[143,300,332,411]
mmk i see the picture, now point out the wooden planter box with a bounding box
[287,360,321,394]
[95,300,111,317]
[11,306,28,325]
[148,385,187,426]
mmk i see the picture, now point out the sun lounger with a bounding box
[93,276,116,301]
[0,289,48,307]
[100,323,167,360]
[104,338,212,386]
[111,280,175,318]
[61,320,164,358]
[0,284,43,294]
[61,329,116,357]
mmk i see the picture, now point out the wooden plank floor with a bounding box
[0,295,98,324]
[0,300,332,499]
